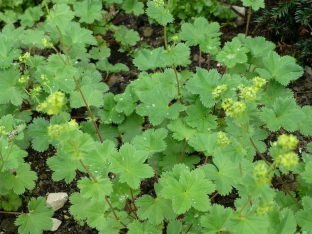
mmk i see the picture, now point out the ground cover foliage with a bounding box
[1,0,312,233]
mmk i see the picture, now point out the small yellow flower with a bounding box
[48,124,64,138]
[240,86,257,101]
[224,101,246,117]
[18,75,30,84]
[0,126,6,135]
[252,76,266,92]
[171,35,179,42]
[37,91,66,115]
[42,38,53,48]
[277,134,298,151]
[221,98,233,110]
[256,201,273,216]
[212,84,227,99]
[253,162,271,185]
[154,0,164,7]
[217,131,230,147]
[276,152,299,169]
[19,52,31,63]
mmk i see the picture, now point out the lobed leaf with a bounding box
[19,6,43,27]
[4,163,37,194]
[200,204,233,234]
[242,0,265,11]
[136,194,175,225]
[121,0,144,16]
[133,47,166,70]
[162,43,191,66]
[131,128,168,156]
[64,22,97,47]
[70,85,104,108]
[216,37,248,68]
[15,197,53,234]
[0,66,26,105]
[161,166,215,214]
[108,143,154,189]
[296,196,312,232]
[201,153,240,196]
[186,68,220,108]
[167,118,196,141]
[146,1,173,26]
[256,51,303,85]
[259,97,305,132]
[73,0,103,24]
[78,176,113,200]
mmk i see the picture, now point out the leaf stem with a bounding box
[185,223,193,233]
[179,139,188,163]
[172,63,183,104]
[207,54,211,70]
[151,156,159,182]
[0,211,26,215]
[129,187,138,211]
[79,159,97,182]
[72,75,104,143]
[210,191,219,201]
[55,25,103,143]
[238,195,252,216]
[276,176,302,209]
[55,26,70,64]
[104,196,127,228]
[125,202,138,219]
[245,7,252,37]
[43,0,51,18]
[164,25,168,50]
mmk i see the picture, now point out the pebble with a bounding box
[46,192,68,211]
[50,218,62,231]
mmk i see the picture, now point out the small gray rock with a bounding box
[50,218,62,231]
[46,192,68,211]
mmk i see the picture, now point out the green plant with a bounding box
[1,0,312,233]
[168,0,238,22]
[255,0,312,65]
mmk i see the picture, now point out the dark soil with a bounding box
[1,1,312,233]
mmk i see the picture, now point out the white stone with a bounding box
[232,5,246,26]
[232,5,246,16]
[304,65,312,77]
[50,218,62,231]
[46,192,68,211]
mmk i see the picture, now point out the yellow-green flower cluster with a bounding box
[237,77,266,102]
[42,38,53,48]
[239,85,257,101]
[171,35,179,43]
[30,85,42,100]
[18,74,30,84]
[276,152,299,169]
[48,124,64,138]
[252,76,266,92]
[221,98,246,117]
[154,0,164,7]
[37,91,66,115]
[256,201,273,216]
[19,52,30,63]
[253,162,272,185]
[66,119,79,131]
[212,84,227,99]
[277,134,298,151]
[0,126,6,135]
[217,131,230,147]
[40,74,49,86]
